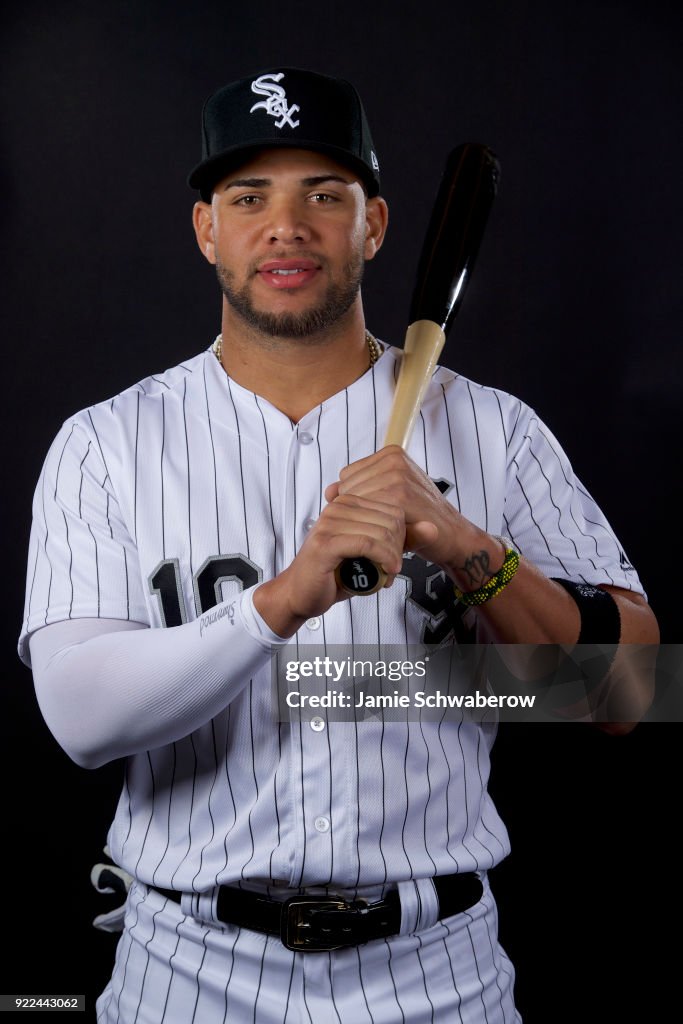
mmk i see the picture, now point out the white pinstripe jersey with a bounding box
[19,341,642,894]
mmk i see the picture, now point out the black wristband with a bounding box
[552,579,621,645]
[552,578,622,694]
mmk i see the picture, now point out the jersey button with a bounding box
[305,616,321,630]
[310,716,325,732]
[314,816,330,833]
[303,517,316,532]
[299,432,314,445]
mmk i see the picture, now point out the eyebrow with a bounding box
[222,174,352,191]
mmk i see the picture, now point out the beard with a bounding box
[215,251,365,339]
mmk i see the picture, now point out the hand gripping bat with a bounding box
[334,142,501,596]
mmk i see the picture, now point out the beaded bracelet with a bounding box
[453,542,520,607]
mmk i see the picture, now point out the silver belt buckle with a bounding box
[280,895,353,952]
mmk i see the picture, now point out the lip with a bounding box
[256,258,321,290]
[258,259,319,273]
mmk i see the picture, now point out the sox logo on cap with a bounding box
[250,72,301,128]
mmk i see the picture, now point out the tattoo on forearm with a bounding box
[461,550,493,588]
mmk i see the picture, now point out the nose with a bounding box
[263,198,312,245]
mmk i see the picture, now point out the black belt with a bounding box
[155,873,483,952]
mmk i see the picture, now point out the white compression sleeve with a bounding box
[27,588,288,769]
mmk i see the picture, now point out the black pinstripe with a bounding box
[189,932,210,1024]
[202,362,221,551]
[417,719,438,876]
[414,935,436,1022]
[509,462,572,574]
[439,927,465,1024]
[241,684,260,881]
[133,391,140,545]
[191,721,220,892]
[254,395,278,578]
[226,378,252,558]
[384,938,407,1024]
[182,379,194,594]
[160,394,167,559]
[355,946,376,1024]
[466,381,490,532]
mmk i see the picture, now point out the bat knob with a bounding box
[335,557,387,596]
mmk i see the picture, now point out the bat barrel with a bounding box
[408,143,500,333]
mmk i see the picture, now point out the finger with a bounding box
[324,491,406,522]
[307,498,406,572]
[325,480,340,502]
[336,459,433,505]
[316,518,405,572]
[337,445,410,487]
[306,529,404,579]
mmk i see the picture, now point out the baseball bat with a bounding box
[334,142,501,597]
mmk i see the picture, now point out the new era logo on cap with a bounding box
[187,66,381,201]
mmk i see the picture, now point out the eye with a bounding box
[308,192,338,204]
[233,194,262,207]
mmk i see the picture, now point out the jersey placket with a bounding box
[279,415,333,884]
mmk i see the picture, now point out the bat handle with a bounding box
[332,320,446,598]
[335,557,388,596]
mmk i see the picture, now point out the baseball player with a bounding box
[18,67,658,1023]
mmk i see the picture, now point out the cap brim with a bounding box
[188,140,380,200]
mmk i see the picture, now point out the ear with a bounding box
[192,201,216,264]
[364,196,389,261]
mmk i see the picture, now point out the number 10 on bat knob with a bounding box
[335,556,388,596]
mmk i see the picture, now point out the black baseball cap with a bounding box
[187,67,381,201]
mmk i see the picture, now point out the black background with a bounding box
[1,1,681,1020]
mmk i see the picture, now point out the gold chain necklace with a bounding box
[212,331,382,367]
